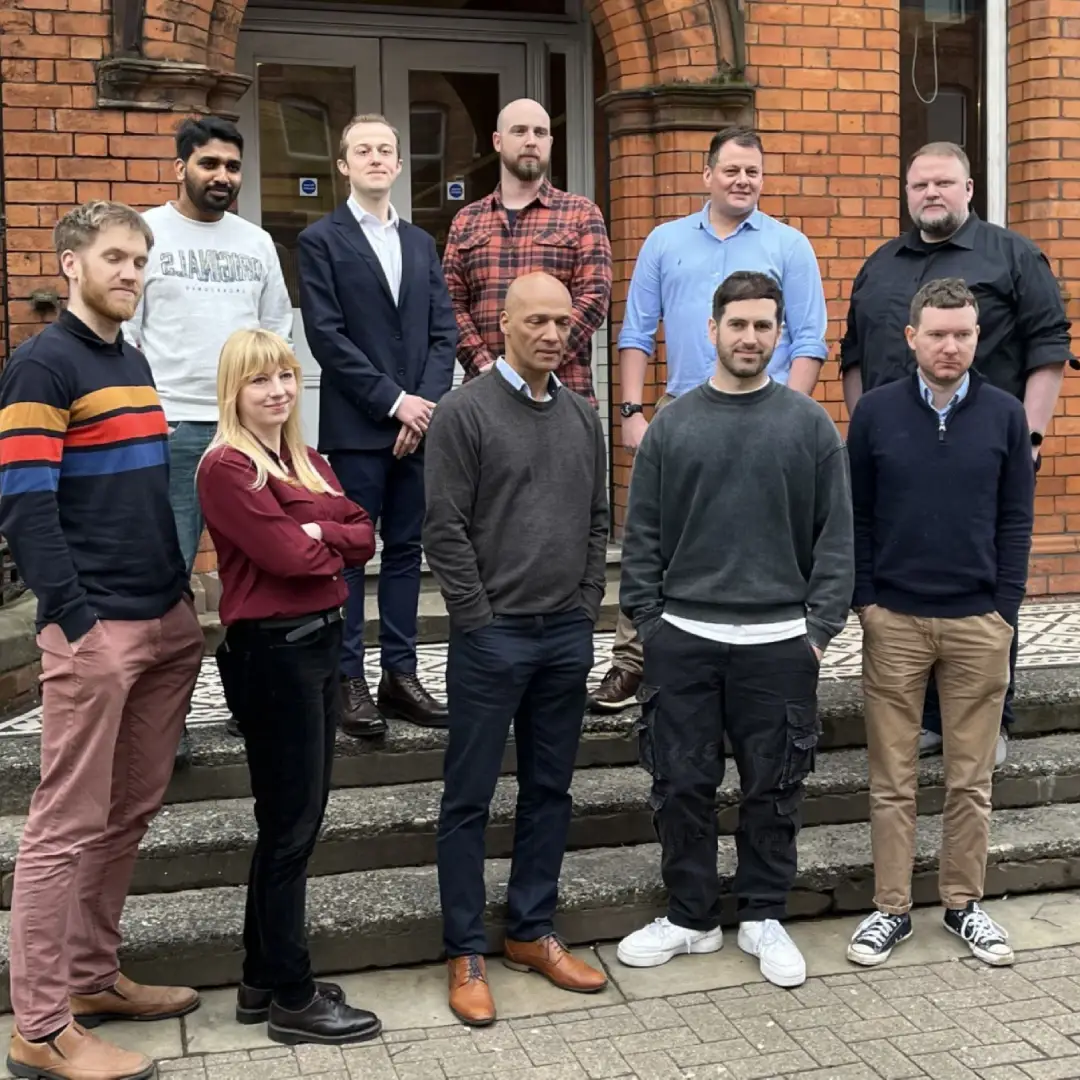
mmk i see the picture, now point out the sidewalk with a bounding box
[4,891,1080,1079]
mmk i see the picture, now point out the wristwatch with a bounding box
[620,402,644,418]
[1031,431,1044,448]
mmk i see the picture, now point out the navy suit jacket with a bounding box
[298,203,457,453]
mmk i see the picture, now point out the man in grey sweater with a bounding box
[424,272,609,1027]
[616,270,854,988]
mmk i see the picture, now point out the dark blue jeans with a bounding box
[923,610,1018,736]
[437,612,594,956]
[328,448,424,677]
[168,421,217,576]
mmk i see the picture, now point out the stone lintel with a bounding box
[96,57,252,121]
[598,81,755,139]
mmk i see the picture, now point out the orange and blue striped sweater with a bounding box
[0,310,187,640]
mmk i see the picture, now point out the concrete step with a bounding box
[2,666,1079,815]
[1,801,1078,1011]
[2,731,1078,907]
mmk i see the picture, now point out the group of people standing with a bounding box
[0,100,1069,1080]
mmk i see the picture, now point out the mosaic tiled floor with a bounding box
[4,602,1080,737]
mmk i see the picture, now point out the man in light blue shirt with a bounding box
[590,126,829,713]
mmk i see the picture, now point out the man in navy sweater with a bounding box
[845,277,1033,970]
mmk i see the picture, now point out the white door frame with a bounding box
[986,0,1008,226]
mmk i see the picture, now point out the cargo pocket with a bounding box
[779,700,820,790]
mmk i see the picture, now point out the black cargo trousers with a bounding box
[636,619,822,930]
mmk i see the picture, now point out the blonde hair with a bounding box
[206,328,339,496]
[54,200,154,263]
[339,113,401,160]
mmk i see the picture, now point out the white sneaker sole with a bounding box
[737,929,806,987]
[588,696,638,713]
[616,928,723,968]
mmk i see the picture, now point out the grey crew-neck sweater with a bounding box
[423,367,609,631]
[620,380,854,650]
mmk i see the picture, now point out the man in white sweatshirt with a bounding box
[123,116,292,758]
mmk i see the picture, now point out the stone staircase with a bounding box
[2,635,1080,1011]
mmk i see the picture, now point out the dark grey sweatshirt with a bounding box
[620,380,854,650]
[423,368,609,631]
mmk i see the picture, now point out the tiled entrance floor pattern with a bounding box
[4,600,1080,738]
[4,891,1080,1079]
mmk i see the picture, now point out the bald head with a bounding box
[500,272,572,379]
[494,99,552,183]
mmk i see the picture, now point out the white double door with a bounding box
[235,33,527,438]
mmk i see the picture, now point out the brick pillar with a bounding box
[1008,0,1080,594]
[743,0,902,434]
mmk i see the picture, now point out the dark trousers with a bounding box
[639,622,821,930]
[328,448,424,678]
[437,612,594,956]
[217,618,341,1008]
[923,610,1018,736]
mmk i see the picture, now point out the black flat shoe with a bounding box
[235,980,345,1025]
[268,994,381,1046]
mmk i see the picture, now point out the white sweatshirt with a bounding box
[122,203,294,422]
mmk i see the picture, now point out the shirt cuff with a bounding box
[388,391,406,419]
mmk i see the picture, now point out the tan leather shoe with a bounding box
[504,934,608,993]
[71,972,200,1027]
[447,955,496,1027]
[7,1021,154,1079]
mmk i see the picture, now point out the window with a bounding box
[410,104,448,210]
[899,0,987,228]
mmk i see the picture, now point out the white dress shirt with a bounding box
[347,195,406,418]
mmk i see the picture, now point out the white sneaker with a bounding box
[737,920,806,987]
[616,917,723,968]
[919,729,943,757]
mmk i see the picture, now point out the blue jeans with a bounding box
[168,421,217,576]
[436,612,594,956]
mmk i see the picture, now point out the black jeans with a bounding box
[217,618,341,1008]
[923,609,1018,736]
[638,622,821,930]
[437,612,594,956]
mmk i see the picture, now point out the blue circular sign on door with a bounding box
[300,178,318,196]
[447,181,465,201]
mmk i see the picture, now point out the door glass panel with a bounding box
[407,70,502,255]
[547,50,568,192]
[257,63,356,304]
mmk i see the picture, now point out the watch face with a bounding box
[621,403,641,418]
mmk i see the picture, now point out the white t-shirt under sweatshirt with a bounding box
[123,203,294,422]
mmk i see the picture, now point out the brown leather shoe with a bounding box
[504,934,608,993]
[71,972,200,1027]
[587,667,641,714]
[379,671,448,728]
[7,1022,154,1079]
[341,676,389,738]
[447,955,496,1026]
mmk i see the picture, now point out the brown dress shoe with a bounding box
[447,955,496,1027]
[71,972,200,1027]
[7,1022,154,1080]
[587,668,641,714]
[341,676,389,738]
[504,934,608,993]
[379,672,448,728]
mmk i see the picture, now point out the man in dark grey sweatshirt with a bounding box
[424,272,609,1027]
[616,270,854,988]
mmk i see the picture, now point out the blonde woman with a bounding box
[196,328,381,1047]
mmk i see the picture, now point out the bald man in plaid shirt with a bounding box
[442,98,612,406]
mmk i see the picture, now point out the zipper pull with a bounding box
[939,416,946,442]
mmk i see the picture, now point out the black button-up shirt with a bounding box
[840,213,1072,400]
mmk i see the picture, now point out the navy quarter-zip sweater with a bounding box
[847,371,1034,622]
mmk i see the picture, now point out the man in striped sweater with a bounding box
[0,202,204,1080]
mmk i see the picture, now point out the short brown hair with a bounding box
[909,277,979,327]
[53,201,153,267]
[908,141,971,178]
[338,113,401,160]
[707,126,764,169]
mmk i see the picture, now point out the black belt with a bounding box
[248,608,343,643]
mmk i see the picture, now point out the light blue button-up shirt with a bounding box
[918,370,969,418]
[617,205,828,394]
[495,356,559,401]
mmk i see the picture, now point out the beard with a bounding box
[503,151,548,183]
[186,173,237,215]
[912,206,964,240]
[80,274,140,324]
[716,346,772,381]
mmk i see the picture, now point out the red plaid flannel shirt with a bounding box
[442,180,612,406]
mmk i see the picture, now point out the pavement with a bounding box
[5,891,1080,1079]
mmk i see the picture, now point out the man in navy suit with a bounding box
[299,113,457,734]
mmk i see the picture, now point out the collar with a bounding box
[917,370,970,413]
[495,356,560,400]
[58,309,125,351]
[492,177,555,210]
[347,195,399,229]
[901,210,979,252]
[697,204,762,236]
